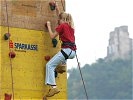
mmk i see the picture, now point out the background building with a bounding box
[107,26,132,60]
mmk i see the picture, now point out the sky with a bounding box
[65,0,133,69]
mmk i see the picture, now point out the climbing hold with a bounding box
[4,93,12,100]
[49,1,56,10]
[9,40,13,48]
[45,23,48,30]
[4,33,10,40]
[9,51,16,58]
[45,56,51,61]
[52,38,58,47]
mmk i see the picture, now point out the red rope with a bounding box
[4,0,14,100]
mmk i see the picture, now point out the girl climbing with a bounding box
[45,2,77,97]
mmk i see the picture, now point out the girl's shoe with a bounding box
[55,64,66,74]
[46,88,60,97]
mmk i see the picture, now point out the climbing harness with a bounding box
[4,0,15,100]
[60,49,72,60]
[75,52,89,100]
[60,42,75,60]
[61,41,76,47]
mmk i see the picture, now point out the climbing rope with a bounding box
[4,0,14,100]
[75,52,89,100]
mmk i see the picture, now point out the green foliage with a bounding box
[67,58,132,99]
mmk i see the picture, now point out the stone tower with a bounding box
[107,26,132,60]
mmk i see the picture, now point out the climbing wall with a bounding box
[0,0,67,100]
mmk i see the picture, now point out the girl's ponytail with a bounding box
[59,12,74,29]
[66,13,74,29]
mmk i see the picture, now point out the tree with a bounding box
[68,58,132,99]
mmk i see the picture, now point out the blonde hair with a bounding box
[59,12,74,29]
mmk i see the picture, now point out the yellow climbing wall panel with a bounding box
[0,26,67,100]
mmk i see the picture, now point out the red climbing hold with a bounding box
[4,93,12,100]
[9,40,13,48]
[9,51,16,58]
[45,56,51,61]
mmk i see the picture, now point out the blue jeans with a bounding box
[45,48,76,85]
